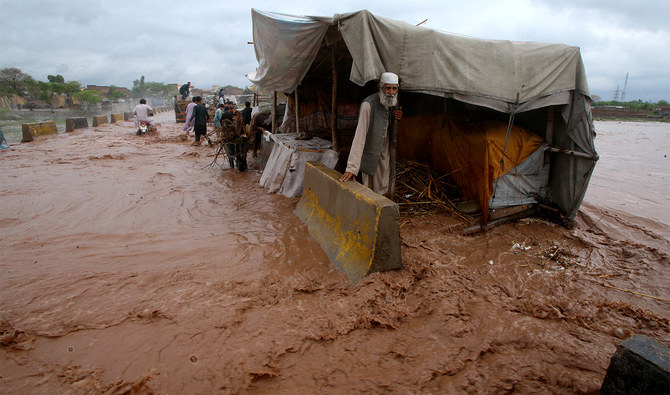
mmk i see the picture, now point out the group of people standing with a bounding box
[180,90,254,147]
[181,96,209,145]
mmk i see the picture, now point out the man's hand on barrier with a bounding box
[339,171,355,182]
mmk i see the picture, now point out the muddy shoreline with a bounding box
[1,114,668,393]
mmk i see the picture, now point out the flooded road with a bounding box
[1,114,668,393]
[585,120,670,226]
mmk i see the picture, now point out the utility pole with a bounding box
[613,85,620,101]
[621,72,629,101]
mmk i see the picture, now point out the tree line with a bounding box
[0,68,245,108]
[592,99,669,110]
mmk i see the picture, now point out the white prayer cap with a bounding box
[379,72,399,85]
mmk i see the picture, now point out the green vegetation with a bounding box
[592,99,670,121]
[0,67,35,97]
[592,99,668,110]
[33,80,82,103]
[107,86,127,101]
[74,89,102,104]
[2,67,249,108]
[131,76,175,98]
[47,74,65,83]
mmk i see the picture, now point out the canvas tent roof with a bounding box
[247,9,598,222]
[248,9,590,114]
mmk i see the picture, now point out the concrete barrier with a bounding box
[295,161,402,284]
[110,113,123,123]
[123,112,134,121]
[601,334,670,394]
[92,115,108,127]
[22,121,58,142]
[65,117,88,132]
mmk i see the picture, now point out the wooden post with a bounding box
[272,91,277,133]
[386,111,398,200]
[295,87,300,135]
[331,44,339,151]
[546,106,555,145]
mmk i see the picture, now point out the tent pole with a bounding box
[546,106,554,145]
[295,87,300,135]
[272,91,277,133]
[331,43,339,151]
[386,111,398,201]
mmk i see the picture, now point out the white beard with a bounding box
[379,90,398,110]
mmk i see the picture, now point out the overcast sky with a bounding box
[1,0,668,102]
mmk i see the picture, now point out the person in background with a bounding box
[0,128,10,149]
[248,110,271,158]
[189,96,209,145]
[132,98,154,133]
[339,72,402,195]
[182,97,197,135]
[179,82,191,100]
[241,101,252,134]
[213,103,225,129]
[173,95,181,114]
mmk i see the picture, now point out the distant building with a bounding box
[222,86,244,96]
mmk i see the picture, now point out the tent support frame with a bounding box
[272,91,277,133]
[331,43,339,151]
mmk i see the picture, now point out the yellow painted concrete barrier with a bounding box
[123,112,134,121]
[65,117,88,132]
[22,121,58,142]
[110,113,123,123]
[92,115,108,127]
[295,161,402,284]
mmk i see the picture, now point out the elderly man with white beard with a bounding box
[339,72,403,195]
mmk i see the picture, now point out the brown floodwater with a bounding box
[585,120,670,227]
[0,114,668,394]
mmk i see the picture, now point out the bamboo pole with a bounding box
[387,110,398,199]
[272,91,277,133]
[546,106,554,145]
[331,43,339,151]
[295,87,300,135]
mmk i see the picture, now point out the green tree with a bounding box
[0,67,35,97]
[131,76,147,97]
[144,82,172,97]
[657,100,669,106]
[35,81,55,104]
[107,85,127,100]
[74,89,102,104]
[131,77,173,98]
[47,74,65,83]
[62,81,82,95]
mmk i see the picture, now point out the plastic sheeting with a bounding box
[247,10,330,93]
[435,120,544,223]
[398,116,544,223]
[259,133,339,197]
[489,144,550,209]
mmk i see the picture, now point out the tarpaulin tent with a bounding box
[247,9,598,223]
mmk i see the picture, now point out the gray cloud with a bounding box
[1,0,667,101]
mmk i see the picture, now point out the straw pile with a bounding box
[394,160,469,219]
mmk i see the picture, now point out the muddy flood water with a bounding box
[1,113,668,394]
